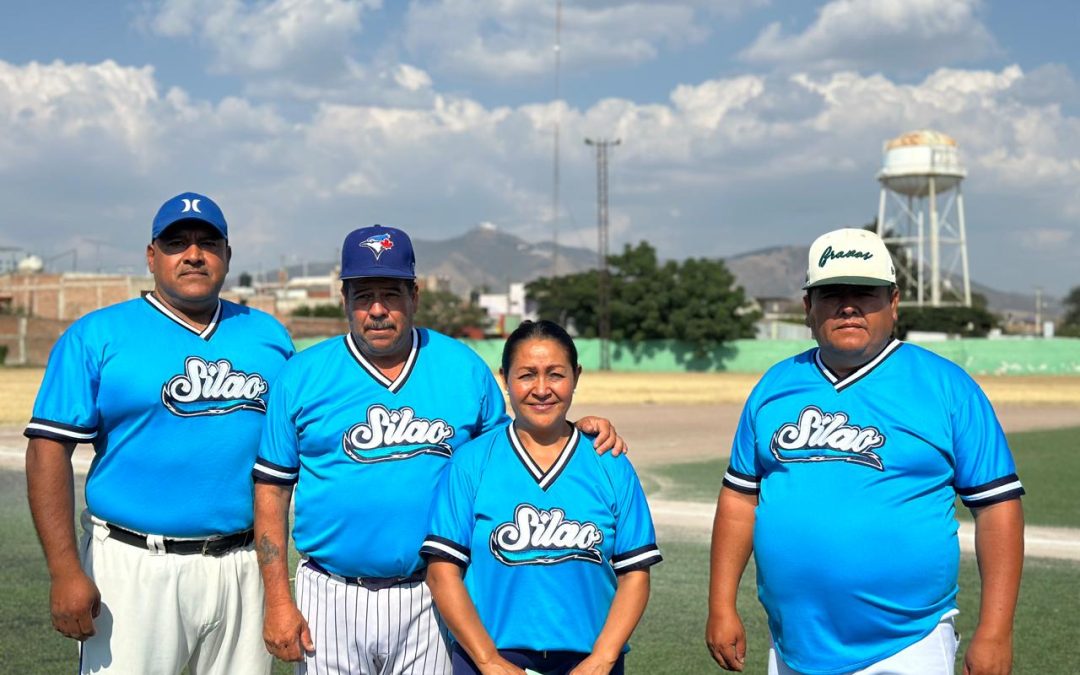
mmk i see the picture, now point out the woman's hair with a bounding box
[500,319,579,375]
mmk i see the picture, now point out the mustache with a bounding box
[365,319,395,331]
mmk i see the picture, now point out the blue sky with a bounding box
[1,0,1079,296]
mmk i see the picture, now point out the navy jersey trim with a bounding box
[612,544,663,574]
[722,466,760,495]
[813,338,902,392]
[344,328,420,393]
[508,423,579,491]
[24,417,97,441]
[957,473,1025,508]
[252,458,299,485]
[143,292,222,340]
[420,535,470,567]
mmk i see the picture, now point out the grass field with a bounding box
[3,448,1079,674]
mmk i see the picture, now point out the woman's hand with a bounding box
[568,651,618,675]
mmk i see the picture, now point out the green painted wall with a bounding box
[295,335,1080,375]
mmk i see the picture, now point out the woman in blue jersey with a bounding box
[422,320,662,675]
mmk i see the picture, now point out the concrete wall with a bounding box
[456,337,1080,375]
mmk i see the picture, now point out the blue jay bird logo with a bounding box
[361,234,394,260]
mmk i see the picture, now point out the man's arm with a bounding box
[963,498,1024,675]
[25,436,100,641]
[706,488,757,672]
[253,481,313,662]
[575,416,627,456]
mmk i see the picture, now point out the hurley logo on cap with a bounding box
[361,233,395,260]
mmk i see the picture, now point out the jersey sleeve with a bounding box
[24,325,101,443]
[609,456,663,575]
[722,394,761,496]
[420,442,482,568]
[952,387,1024,509]
[252,364,300,485]
[476,367,510,435]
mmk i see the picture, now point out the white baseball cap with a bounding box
[803,228,896,290]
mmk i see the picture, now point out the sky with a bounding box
[1,0,1078,296]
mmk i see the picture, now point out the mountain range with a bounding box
[269,225,1058,318]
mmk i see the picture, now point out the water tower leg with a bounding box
[877,189,887,236]
[956,187,972,307]
[929,177,940,306]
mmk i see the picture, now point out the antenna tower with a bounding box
[585,137,620,371]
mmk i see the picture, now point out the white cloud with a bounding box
[393,64,433,91]
[2,57,1079,294]
[741,0,998,72]
[147,0,378,79]
[402,0,713,80]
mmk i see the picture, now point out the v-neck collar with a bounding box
[143,292,221,340]
[508,423,579,491]
[344,328,420,394]
[814,338,902,392]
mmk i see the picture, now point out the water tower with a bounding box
[876,129,971,307]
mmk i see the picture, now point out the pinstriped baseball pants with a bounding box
[295,562,452,675]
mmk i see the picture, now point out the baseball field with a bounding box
[1,367,1078,673]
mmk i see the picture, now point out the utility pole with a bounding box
[550,0,563,278]
[585,137,620,371]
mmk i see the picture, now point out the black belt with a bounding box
[105,523,254,557]
[304,559,426,590]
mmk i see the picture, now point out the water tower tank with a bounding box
[877,129,966,197]
[17,255,44,274]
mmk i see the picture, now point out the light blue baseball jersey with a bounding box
[25,294,294,537]
[723,339,1024,675]
[253,327,509,578]
[421,423,662,653]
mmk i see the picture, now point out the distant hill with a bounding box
[414,225,595,294]
[260,229,1058,318]
[725,245,1059,318]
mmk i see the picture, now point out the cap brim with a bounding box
[154,216,228,240]
[803,276,894,290]
[339,270,416,281]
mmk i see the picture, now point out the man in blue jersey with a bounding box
[706,228,1024,675]
[25,192,294,674]
[252,225,625,674]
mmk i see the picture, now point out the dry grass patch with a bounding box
[0,368,42,425]
[2,369,1078,426]
[974,376,1080,405]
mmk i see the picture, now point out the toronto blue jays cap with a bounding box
[340,225,416,280]
[152,192,229,240]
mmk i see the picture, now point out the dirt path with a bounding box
[4,400,1078,561]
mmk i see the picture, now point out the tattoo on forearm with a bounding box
[256,533,281,566]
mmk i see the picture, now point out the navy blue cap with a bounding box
[152,192,228,240]
[340,225,416,280]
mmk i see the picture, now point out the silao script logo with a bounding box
[342,405,455,463]
[769,406,885,470]
[162,356,269,417]
[489,504,604,566]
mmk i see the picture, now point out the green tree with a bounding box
[1059,286,1080,337]
[527,241,758,354]
[415,289,489,337]
[895,305,998,338]
[291,304,345,318]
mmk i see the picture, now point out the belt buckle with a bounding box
[201,536,224,557]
